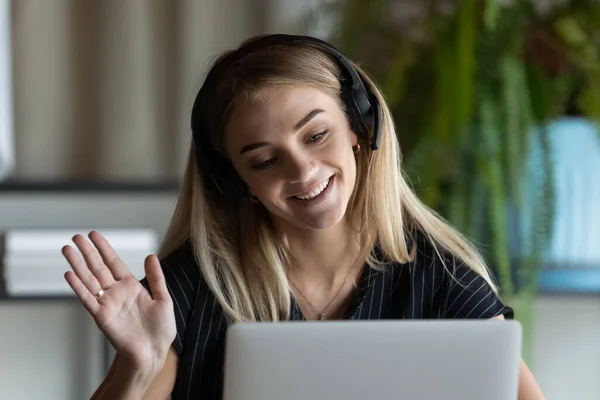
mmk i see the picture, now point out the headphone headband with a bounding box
[192,34,382,201]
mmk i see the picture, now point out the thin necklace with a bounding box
[288,263,359,321]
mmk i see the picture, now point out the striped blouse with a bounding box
[140,234,514,400]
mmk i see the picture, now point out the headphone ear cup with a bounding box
[344,84,374,138]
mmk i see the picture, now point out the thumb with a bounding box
[144,255,170,302]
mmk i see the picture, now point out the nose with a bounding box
[285,151,317,184]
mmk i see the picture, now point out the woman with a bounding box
[62,34,545,399]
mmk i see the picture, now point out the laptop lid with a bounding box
[223,320,521,400]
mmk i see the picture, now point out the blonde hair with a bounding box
[159,35,499,323]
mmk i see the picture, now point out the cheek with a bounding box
[342,147,358,175]
[247,175,282,200]
[260,189,290,218]
[347,158,358,188]
[342,152,359,194]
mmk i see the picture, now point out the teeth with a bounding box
[294,178,330,200]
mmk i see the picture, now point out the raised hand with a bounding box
[62,231,176,371]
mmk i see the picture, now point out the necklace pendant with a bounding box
[318,313,326,320]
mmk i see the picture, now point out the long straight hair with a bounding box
[159,36,499,323]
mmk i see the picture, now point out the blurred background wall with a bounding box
[2,0,267,398]
[1,0,599,399]
[10,0,267,181]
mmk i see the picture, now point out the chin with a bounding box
[285,206,348,231]
[299,217,343,231]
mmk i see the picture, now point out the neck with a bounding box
[279,218,362,281]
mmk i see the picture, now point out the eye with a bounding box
[308,131,328,143]
[252,158,276,170]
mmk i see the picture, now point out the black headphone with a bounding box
[191,34,382,201]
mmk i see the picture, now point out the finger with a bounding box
[64,270,100,315]
[144,255,170,302]
[88,231,131,280]
[72,234,116,289]
[62,244,103,296]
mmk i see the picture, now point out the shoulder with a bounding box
[443,260,513,319]
[392,232,514,320]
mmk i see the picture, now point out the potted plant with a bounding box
[305,0,600,362]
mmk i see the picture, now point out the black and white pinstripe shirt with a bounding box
[141,234,514,400]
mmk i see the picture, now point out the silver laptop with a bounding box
[223,320,522,400]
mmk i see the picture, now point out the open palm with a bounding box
[62,231,176,368]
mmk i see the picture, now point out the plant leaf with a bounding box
[479,93,514,297]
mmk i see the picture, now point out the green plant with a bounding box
[306,0,600,361]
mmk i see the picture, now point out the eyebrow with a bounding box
[239,108,325,155]
[294,108,324,131]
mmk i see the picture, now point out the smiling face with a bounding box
[224,85,359,231]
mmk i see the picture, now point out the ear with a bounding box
[350,132,359,147]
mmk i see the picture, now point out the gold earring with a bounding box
[352,144,361,154]
[249,195,259,203]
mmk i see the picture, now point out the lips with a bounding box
[292,177,331,200]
